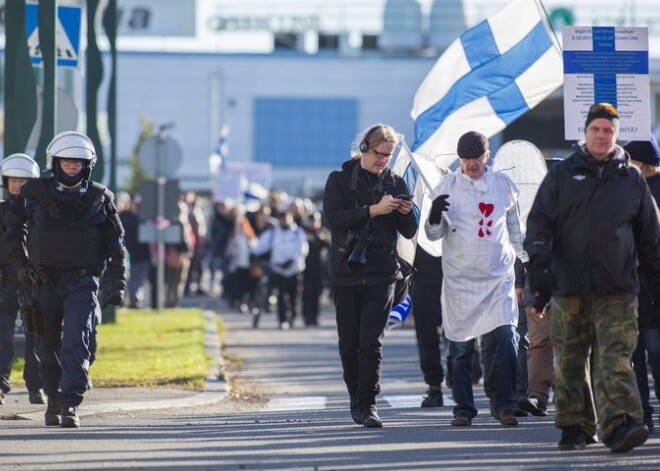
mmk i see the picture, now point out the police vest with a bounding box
[24,180,110,269]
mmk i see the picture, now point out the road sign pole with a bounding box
[156,174,166,313]
[156,131,165,313]
[136,123,180,313]
[155,122,176,313]
[36,0,57,161]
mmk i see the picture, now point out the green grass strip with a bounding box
[12,308,211,391]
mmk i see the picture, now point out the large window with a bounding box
[254,97,357,166]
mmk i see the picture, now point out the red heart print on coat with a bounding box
[478,202,495,238]
[479,202,494,217]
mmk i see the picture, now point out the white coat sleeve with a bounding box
[424,216,447,241]
[506,202,525,259]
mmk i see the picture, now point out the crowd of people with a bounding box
[116,189,331,328]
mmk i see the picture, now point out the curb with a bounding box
[16,309,228,421]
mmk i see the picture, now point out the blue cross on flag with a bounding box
[25,3,83,68]
[410,0,563,170]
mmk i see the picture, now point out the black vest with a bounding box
[24,180,109,269]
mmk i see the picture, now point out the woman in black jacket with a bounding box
[624,137,660,434]
[323,124,417,428]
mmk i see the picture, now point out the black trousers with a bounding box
[271,273,299,324]
[302,274,323,326]
[334,282,395,411]
[412,281,445,387]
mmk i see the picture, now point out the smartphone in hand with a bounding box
[395,194,412,200]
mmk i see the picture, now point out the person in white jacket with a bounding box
[425,131,526,427]
[252,205,309,329]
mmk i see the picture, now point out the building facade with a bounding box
[1,0,659,195]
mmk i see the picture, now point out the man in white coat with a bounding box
[425,131,525,427]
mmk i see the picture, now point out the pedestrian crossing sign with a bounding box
[25,3,83,68]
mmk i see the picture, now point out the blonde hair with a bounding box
[351,124,399,160]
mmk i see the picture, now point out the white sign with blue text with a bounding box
[563,26,649,140]
[25,3,82,68]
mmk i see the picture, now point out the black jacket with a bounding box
[638,173,660,329]
[525,144,660,297]
[323,158,417,288]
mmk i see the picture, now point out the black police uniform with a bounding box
[0,197,42,396]
[4,176,126,413]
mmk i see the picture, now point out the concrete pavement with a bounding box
[2,295,659,470]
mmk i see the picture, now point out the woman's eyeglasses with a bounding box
[370,148,392,159]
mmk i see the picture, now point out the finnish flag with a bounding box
[411,0,563,168]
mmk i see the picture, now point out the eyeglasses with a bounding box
[369,147,393,159]
[59,159,84,167]
[589,102,618,118]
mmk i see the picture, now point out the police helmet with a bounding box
[0,153,40,179]
[46,131,96,184]
[46,131,97,170]
[1,153,40,190]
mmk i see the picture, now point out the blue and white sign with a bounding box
[25,3,83,68]
[563,26,650,140]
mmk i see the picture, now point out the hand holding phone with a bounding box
[395,194,412,201]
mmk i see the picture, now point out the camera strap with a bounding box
[349,163,359,192]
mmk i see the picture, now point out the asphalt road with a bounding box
[0,295,659,470]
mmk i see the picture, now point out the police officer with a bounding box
[5,132,126,428]
[0,154,44,406]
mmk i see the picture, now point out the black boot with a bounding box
[607,417,648,453]
[29,389,46,405]
[558,426,596,451]
[61,406,80,428]
[45,397,61,426]
[421,385,444,407]
[350,396,362,425]
[360,405,383,428]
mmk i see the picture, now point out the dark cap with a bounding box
[624,136,660,167]
[585,102,620,131]
[457,131,489,159]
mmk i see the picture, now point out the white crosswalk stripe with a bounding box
[266,396,327,411]
[266,394,455,411]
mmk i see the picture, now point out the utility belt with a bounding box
[37,266,101,286]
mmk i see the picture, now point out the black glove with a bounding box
[428,194,450,225]
[17,263,40,288]
[100,281,125,309]
[527,254,553,309]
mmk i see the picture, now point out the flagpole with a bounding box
[535,0,563,55]
[399,138,456,232]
